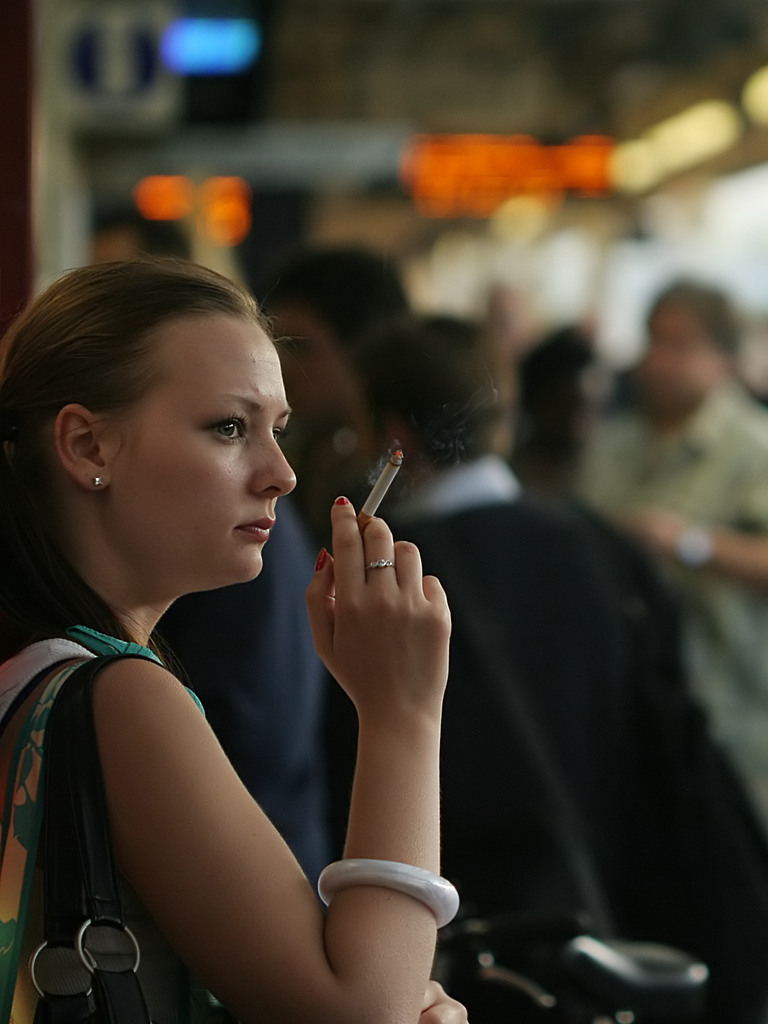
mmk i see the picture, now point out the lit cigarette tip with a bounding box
[358,447,404,524]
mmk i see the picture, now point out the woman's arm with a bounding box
[93,498,452,1024]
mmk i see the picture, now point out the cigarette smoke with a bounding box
[421,383,499,466]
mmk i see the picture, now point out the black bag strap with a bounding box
[43,657,116,942]
[37,654,154,1023]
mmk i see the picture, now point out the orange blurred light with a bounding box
[557,135,615,195]
[198,177,252,246]
[133,176,195,221]
[400,134,616,217]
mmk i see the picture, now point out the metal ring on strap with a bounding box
[29,939,93,999]
[76,918,141,974]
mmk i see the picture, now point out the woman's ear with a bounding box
[53,403,117,490]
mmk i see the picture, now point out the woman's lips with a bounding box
[236,517,275,542]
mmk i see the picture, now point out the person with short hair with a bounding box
[265,245,410,546]
[576,277,768,830]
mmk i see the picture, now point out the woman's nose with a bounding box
[258,442,297,496]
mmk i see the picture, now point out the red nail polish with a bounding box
[334,496,350,506]
[315,548,329,572]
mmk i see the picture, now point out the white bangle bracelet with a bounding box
[317,859,460,929]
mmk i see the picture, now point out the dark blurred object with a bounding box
[237,189,310,299]
[266,246,409,355]
[0,0,33,338]
[176,0,277,124]
[91,204,191,262]
[514,325,612,498]
[437,911,709,1024]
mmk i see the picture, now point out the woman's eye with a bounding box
[214,417,245,440]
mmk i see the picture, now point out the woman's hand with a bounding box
[419,981,469,1024]
[306,497,451,720]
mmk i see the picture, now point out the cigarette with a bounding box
[357,449,404,528]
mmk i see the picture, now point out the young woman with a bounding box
[0,258,461,1024]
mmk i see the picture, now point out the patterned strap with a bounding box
[0,661,83,1022]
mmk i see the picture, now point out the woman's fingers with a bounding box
[418,998,468,1024]
[305,547,336,665]
[320,499,440,603]
[360,517,398,583]
[329,499,401,593]
[305,497,451,709]
[419,982,469,1024]
[327,497,368,591]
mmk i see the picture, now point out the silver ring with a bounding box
[366,559,395,570]
[30,940,92,998]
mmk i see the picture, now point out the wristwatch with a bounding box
[675,525,714,567]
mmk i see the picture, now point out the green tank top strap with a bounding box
[66,625,162,662]
[65,626,206,714]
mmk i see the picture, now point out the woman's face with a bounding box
[101,313,296,605]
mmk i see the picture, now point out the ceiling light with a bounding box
[743,66,768,125]
[609,139,662,193]
[611,100,742,193]
[648,100,741,175]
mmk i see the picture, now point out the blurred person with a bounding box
[90,204,192,262]
[513,324,613,499]
[476,284,535,457]
[324,311,768,1024]
[576,278,768,832]
[88,209,331,881]
[264,245,409,546]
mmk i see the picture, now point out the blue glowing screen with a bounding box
[161,18,262,75]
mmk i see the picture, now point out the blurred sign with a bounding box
[133,175,252,247]
[197,176,252,246]
[133,175,195,220]
[400,134,616,217]
[57,2,181,132]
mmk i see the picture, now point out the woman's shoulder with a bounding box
[90,653,203,721]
